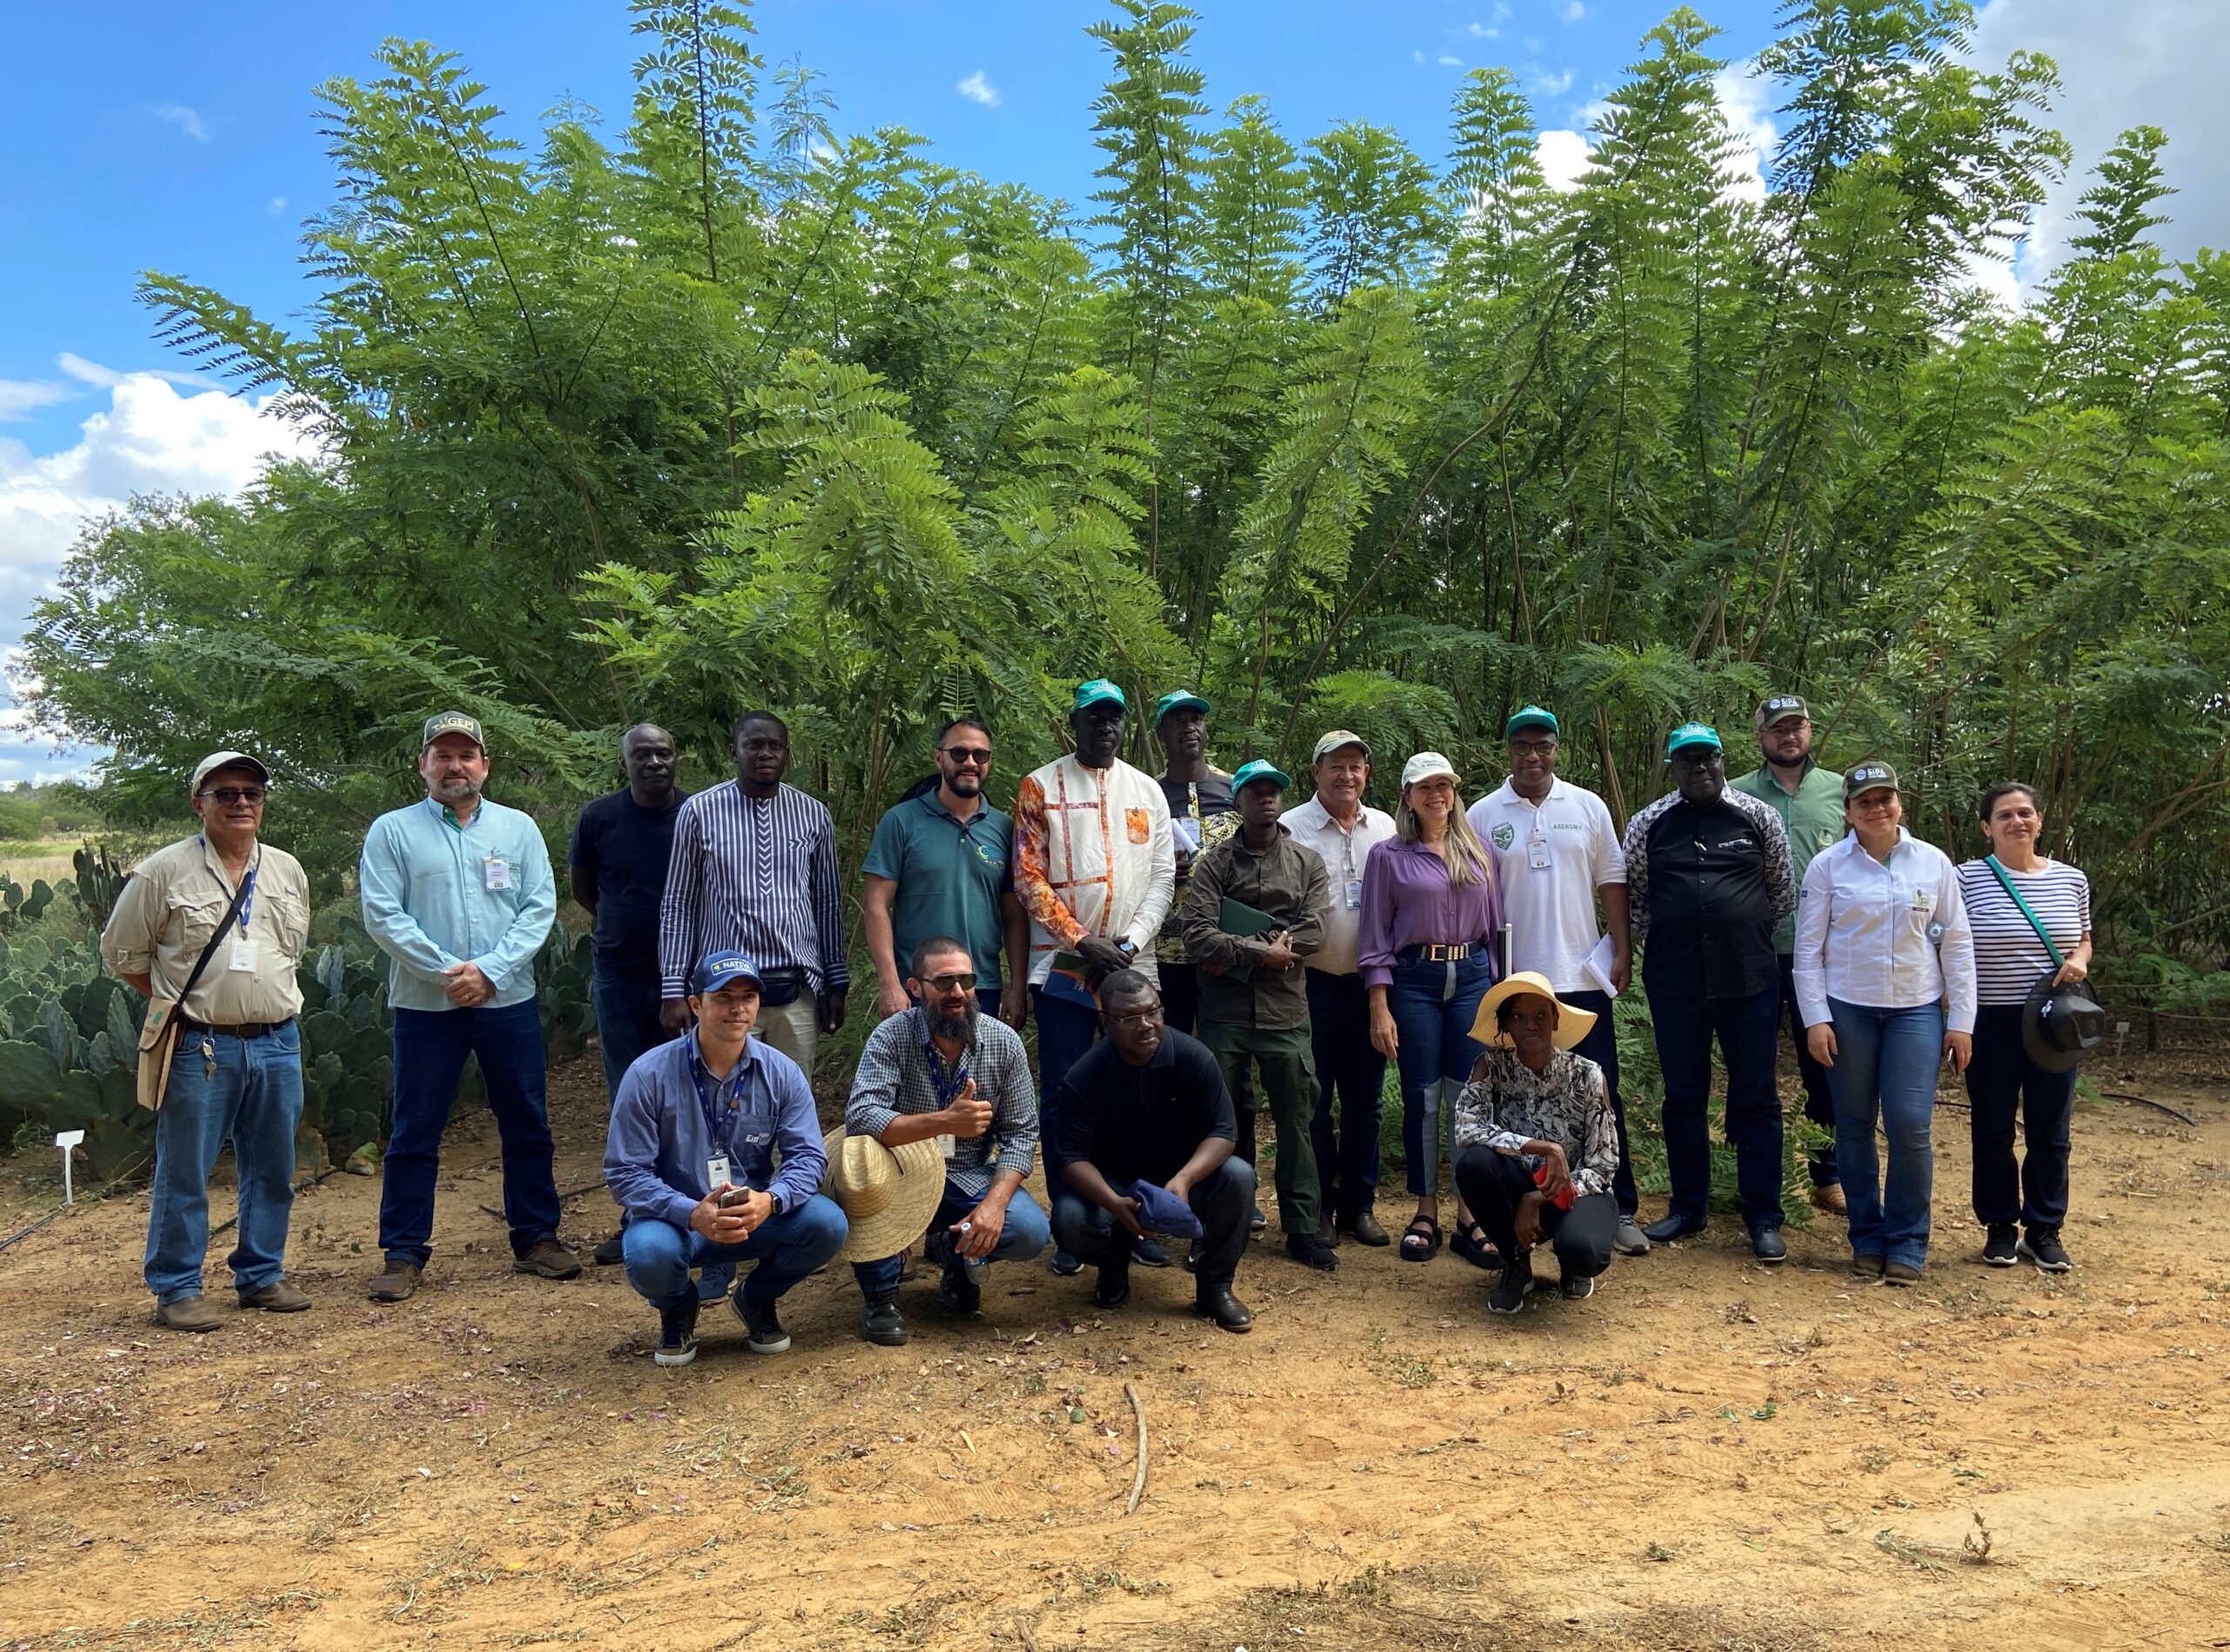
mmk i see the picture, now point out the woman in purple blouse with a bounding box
[1361,752,1505,1265]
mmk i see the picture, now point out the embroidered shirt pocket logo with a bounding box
[1125,808,1151,846]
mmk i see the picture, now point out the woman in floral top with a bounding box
[1450,971,1620,1315]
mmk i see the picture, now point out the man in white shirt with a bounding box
[1467,706,1647,1258]
[1013,677,1178,1271]
[1283,730,1399,1246]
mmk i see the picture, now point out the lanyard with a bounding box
[201,839,260,935]
[924,1026,972,1109]
[688,1033,747,1143]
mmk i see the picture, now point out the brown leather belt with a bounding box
[1402,942,1474,962]
[179,1018,294,1041]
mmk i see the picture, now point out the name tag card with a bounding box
[228,940,260,973]
[483,856,513,891]
[705,1155,732,1190]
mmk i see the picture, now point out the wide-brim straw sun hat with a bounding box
[821,1127,948,1264]
[1468,970,1598,1051]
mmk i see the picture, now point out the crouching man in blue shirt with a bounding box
[604,951,848,1367]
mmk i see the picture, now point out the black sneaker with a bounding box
[936,1263,982,1314]
[1131,1236,1172,1268]
[1284,1231,1340,1272]
[733,1294,791,1354]
[1049,1249,1084,1278]
[1487,1250,1532,1314]
[1182,1237,1204,1274]
[860,1291,909,1346]
[1558,1270,1596,1300]
[1982,1223,2019,1267]
[2020,1228,2072,1273]
[1091,1262,1132,1310]
[593,1231,626,1266]
[1249,1204,1269,1233]
[655,1299,699,1367]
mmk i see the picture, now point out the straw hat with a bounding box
[1468,970,1598,1051]
[821,1127,947,1264]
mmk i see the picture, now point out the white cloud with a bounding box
[1535,129,1593,192]
[151,103,210,142]
[956,71,1000,108]
[1713,64,1778,207]
[1563,1,1586,20]
[0,381,71,422]
[268,196,287,215]
[1438,53,1465,67]
[1533,66,1575,98]
[1973,0,2230,287]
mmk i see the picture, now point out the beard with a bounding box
[929,997,978,1043]
[943,769,983,797]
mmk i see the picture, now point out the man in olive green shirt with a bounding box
[1728,694,1846,1212]
[101,752,314,1332]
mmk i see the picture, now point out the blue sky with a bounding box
[0,0,2221,782]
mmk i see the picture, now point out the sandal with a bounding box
[1400,1217,1442,1263]
[1450,1220,1503,1273]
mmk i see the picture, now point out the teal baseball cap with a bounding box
[1072,678,1127,713]
[1505,705,1559,739]
[1154,689,1211,724]
[1666,722,1722,758]
[1230,758,1290,793]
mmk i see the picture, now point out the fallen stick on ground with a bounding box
[1123,1380,1147,1516]
[2103,1090,2199,1127]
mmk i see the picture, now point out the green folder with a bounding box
[1220,897,1281,938]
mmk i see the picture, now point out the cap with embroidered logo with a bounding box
[1401,752,1461,787]
[1756,694,1810,730]
[1153,690,1211,724]
[1843,762,1899,802]
[1310,729,1371,763]
[1666,722,1722,758]
[421,711,485,752]
[1230,758,1290,793]
[1071,678,1127,714]
[692,950,764,995]
[1505,705,1559,739]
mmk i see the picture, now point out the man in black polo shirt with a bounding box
[570,723,690,1264]
[1050,970,1255,1332]
[1619,724,1798,1262]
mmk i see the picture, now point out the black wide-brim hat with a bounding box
[2021,974,2105,1074]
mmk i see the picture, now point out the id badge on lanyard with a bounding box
[1527,832,1552,871]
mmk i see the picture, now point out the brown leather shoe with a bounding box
[240,1279,312,1312]
[368,1259,422,1302]
[512,1239,582,1280]
[1812,1182,1848,1217]
[154,1294,223,1332]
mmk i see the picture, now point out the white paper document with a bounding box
[1581,934,1621,998]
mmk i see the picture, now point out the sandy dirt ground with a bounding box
[5,1047,2230,1651]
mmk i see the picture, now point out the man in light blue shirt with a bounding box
[360,711,575,1301]
[605,951,847,1366]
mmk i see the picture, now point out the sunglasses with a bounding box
[200,786,267,806]
[918,971,978,993]
[941,747,992,767]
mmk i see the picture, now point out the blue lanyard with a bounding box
[688,1034,746,1143]
[923,1027,971,1109]
[201,839,259,935]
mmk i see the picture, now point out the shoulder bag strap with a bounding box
[1983,854,2063,970]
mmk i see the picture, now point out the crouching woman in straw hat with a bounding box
[1449,972,1621,1316]
[603,951,848,1368]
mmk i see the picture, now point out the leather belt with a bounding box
[1402,942,1474,962]
[179,1017,294,1041]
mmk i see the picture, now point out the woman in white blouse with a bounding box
[1792,763,1976,1285]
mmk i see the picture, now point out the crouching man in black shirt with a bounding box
[1049,969,1256,1332]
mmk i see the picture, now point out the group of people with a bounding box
[98,686,2100,1363]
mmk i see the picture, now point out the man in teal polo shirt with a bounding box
[1729,693,1847,1215]
[861,716,1030,1029]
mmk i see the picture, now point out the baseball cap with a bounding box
[1154,690,1211,724]
[1843,762,1899,801]
[422,711,486,751]
[1071,678,1127,714]
[1401,752,1460,786]
[1505,705,1559,739]
[1666,723,1722,758]
[1230,758,1290,793]
[190,752,271,793]
[693,951,764,995]
[1756,694,1810,729]
[1311,729,1371,763]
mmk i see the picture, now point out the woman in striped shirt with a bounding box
[1955,782,2094,1274]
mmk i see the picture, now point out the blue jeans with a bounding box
[621,1194,849,1312]
[593,965,670,1102]
[1827,997,1944,1267]
[1386,952,1491,1197]
[145,1022,303,1304]
[1030,986,1102,1145]
[1051,1158,1256,1289]
[1307,971,1385,1222]
[851,1183,1051,1295]
[1563,988,1639,1217]
[381,1001,563,1267]
[1646,981,1784,1229]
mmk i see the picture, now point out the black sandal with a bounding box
[1400,1217,1442,1263]
[1450,1220,1503,1272]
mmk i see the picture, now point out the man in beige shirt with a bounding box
[101,752,314,1332]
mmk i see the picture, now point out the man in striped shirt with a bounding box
[659,711,849,1077]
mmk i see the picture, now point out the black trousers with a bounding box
[1453,1145,1615,1278]
[1306,970,1387,1221]
[1964,1003,2077,1230]
[1777,953,1840,1186]
[1561,988,1639,1217]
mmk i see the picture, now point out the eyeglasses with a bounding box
[1509,740,1558,758]
[941,747,992,767]
[919,972,978,993]
[200,787,267,806]
[1109,1008,1162,1029]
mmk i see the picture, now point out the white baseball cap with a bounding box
[1400,752,1459,787]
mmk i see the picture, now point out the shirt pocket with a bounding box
[267,885,311,962]
[165,891,231,964]
[1125,808,1151,846]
